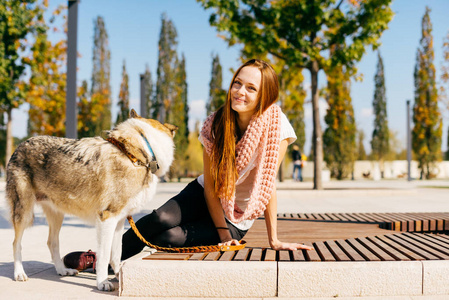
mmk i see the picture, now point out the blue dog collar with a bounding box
[141,134,159,173]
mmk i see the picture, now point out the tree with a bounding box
[185,121,204,177]
[77,80,93,137]
[371,51,389,177]
[323,63,357,180]
[154,13,178,123]
[116,60,129,125]
[357,129,367,160]
[197,0,394,189]
[0,0,46,164]
[91,16,111,135]
[440,30,449,113]
[143,64,154,119]
[207,54,226,115]
[412,7,442,179]
[25,5,66,137]
[169,55,189,181]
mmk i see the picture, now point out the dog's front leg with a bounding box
[110,218,125,277]
[95,217,117,291]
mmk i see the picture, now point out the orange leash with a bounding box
[127,216,246,253]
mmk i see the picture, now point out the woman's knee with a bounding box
[153,227,186,247]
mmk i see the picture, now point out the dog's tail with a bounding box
[6,160,36,230]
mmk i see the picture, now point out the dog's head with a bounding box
[109,109,178,177]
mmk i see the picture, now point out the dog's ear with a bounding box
[164,123,178,137]
[129,109,140,119]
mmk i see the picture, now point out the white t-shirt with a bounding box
[197,111,297,230]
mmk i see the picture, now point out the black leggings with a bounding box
[121,179,247,260]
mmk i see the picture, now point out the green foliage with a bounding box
[169,55,190,180]
[116,60,130,125]
[323,65,357,180]
[440,30,449,113]
[184,121,204,177]
[371,51,389,161]
[25,5,66,137]
[90,16,111,135]
[77,80,94,137]
[154,13,178,122]
[412,7,442,179]
[0,0,46,163]
[207,54,226,115]
[143,64,154,118]
[197,0,394,189]
[357,129,367,160]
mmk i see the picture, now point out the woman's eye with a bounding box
[249,86,256,91]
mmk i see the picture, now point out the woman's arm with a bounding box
[203,148,240,245]
[264,139,313,251]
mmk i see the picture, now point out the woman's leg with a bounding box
[121,179,209,260]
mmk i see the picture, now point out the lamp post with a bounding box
[66,0,79,139]
[406,100,412,181]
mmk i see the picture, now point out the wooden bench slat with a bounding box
[398,233,449,259]
[203,252,221,261]
[264,249,276,261]
[292,250,306,261]
[219,251,236,261]
[357,237,395,261]
[233,248,250,261]
[303,242,321,261]
[367,236,411,261]
[325,240,351,261]
[249,248,263,261]
[385,234,440,260]
[375,234,426,260]
[188,253,206,261]
[278,250,291,261]
[408,233,449,252]
[314,241,335,261]
[423,234,449,246]
[335,239,365,261]
[346,238,381,261]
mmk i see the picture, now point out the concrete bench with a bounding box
[119,212,449,298]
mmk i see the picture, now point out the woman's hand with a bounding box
[270,240,314,251]
[218,239,241,247]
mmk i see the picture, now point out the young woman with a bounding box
[121,59,312,260]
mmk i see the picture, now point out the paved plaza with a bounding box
[0,178,448,299]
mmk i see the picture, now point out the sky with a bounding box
[11,0,449,154]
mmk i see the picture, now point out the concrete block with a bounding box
[278,261,422,298]
[120,260,277,297]
[423,260,449,295]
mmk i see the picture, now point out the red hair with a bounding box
[210,59,279,199]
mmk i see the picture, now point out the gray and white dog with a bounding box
[6,109,177,291]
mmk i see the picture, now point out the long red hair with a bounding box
[210,59,279,199]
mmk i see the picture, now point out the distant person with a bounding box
[291,145,303,182]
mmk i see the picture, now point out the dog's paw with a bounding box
[97,280,115,291]
[56,267,79,276]
[14,272,28,281]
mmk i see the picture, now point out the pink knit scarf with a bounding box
[201,104,281,223]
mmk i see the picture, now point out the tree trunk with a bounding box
[5,108,13,166]
[310,62,323,190]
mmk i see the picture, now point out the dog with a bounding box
[6,109,177,291]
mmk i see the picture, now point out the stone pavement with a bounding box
[0,178,448,299]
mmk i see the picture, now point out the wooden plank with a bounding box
[233,248,250,261]
[423,234,449,247]
[339,213,359,222]
[298,213,307,219]
[335,239,365,261]
[311,213,325,220]
[188,253,206,261]
[385,234,440,260]
[305,213,316,219]
[357,237,395,261]
[326,240,351,261]
[304,242,321,261]
[203,252,221,261]
[249,248,263,261]
[376,234,426,261]
[278,250,291,261]
[367,236,410,261]
[357,213,379,223]
[292,250,306,261]
[346,238,381,261]
[143,253,191,260]
[400,233,449,259]
[314,241,335,261]
[318,213,332,221]
[218,251,235,261]
[411,233,449,250]
[332,213,350,222]
[264,249,276,261]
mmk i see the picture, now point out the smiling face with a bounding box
[230,66,262,117]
